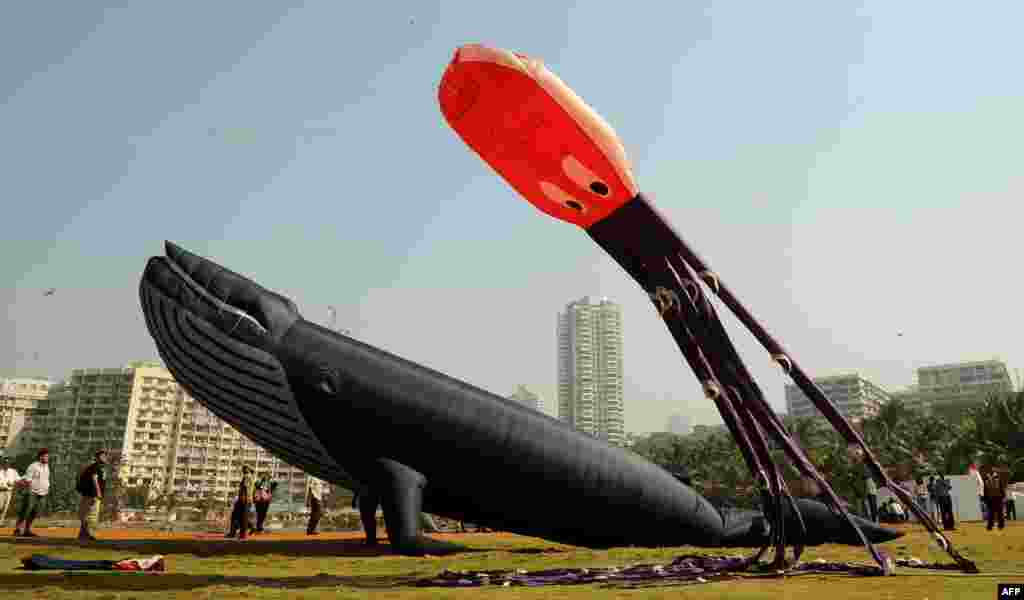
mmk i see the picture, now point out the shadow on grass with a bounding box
[507,546,569,555]
[3,536,485,558]
[0,571,425,592]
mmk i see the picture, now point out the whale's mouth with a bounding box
[138,243,350,485]
[161,255,269,336]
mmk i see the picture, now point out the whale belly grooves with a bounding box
[141,281,350,485]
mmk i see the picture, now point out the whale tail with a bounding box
[715,498,903,548]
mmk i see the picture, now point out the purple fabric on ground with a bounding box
[415,554,957,588]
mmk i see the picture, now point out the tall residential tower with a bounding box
[557,297,624,446]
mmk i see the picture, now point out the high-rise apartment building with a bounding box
[557,296,624,446]
[0,377,52,453]
[784,373,889,421]
[912,359,1013,416]
[508,385,543,413]
[42,362,318,508]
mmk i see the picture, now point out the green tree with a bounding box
[10,452,35,474]
[955,392,1024,480]
[41,458,81,515]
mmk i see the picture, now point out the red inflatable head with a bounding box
[439,44,638,229]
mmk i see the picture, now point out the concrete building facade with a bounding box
[785,373,889,421]
[912,359,1013,416]
[557,296,625,446]
[40,362,318,508]
[0,377,52,453]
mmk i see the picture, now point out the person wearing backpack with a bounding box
[934,474,955,530]
[76,450,107,541]
[983,467,1007,531]
[253,472,277,534]
[226,466,256,539]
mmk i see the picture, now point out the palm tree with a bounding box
[958,392,1024,480]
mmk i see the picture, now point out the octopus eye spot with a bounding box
[564,200,584,212]
[589,181,609,196]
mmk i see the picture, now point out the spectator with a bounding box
[934,474,955,531]
[13,448,51,537]
[0,457,19,525]
[226,466,255,539]
[969,464,985,520]
[306,478,326,535]
[927,475,939,521]
[253,471,277,534]
[863,464,879,523]
[913,477,929,522]
[982,468,1006,531]
[75,450,107,541]
[1006,488,1018,521]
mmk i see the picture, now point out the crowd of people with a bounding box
[864,467,1017,532]
[0,447,330,541]
[0,446,1018,542]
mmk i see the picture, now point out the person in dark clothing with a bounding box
[863,463,879,523]
[253,472,277,534]
[670,467,693,488]
[226,466,255,539]
[76,450,107,541]
[1007,490,1018,520]
[934,474,955,530]
[927,476,938,521]
[983,468,1006,531]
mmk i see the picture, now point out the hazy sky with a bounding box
[3,2,1022,434]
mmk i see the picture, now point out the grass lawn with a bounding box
[0,521,1020,599]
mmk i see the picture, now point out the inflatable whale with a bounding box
[138,242,902,555]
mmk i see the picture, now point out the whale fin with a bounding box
[372,458,464,556]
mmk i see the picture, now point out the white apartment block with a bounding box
[0,377,52,453]
[913,359,1013,416]
[41,362,318,507]
[785,373,889,422]
[557,296,625,446]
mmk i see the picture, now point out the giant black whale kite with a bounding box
[139,241,900,558]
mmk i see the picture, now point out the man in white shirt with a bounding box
[306,478,327,536]
[0,456,20,524]
[14,448,51,537]
[969,464,985,519]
